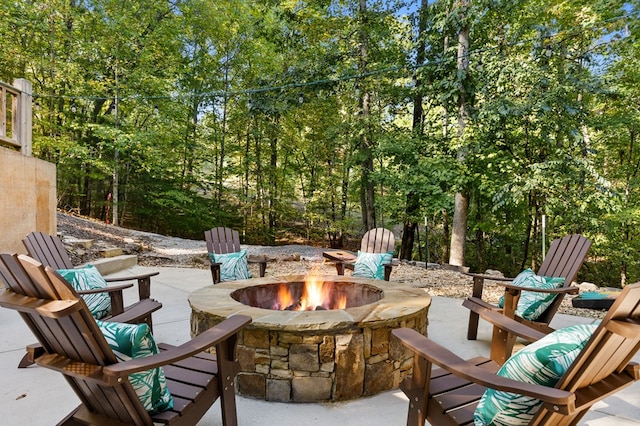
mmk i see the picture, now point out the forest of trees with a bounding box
[2,0,640,287]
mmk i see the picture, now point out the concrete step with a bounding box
[99,247,124,258]
[87,255,138,276]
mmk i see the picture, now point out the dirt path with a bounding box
[55,212,605,319]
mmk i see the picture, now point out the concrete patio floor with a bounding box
[1,265,638,425]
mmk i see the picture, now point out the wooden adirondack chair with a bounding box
[323,227,395,281]
[20,231,163,368]
[392,281,640,426]
[204,227,267,284]
[0,253,251,426]
[463,234,591,360]
[23,231,161,326]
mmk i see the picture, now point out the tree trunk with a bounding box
[112,92,120,226]
[401,0,429,260]
[449,0,470,266]
[358,0,376,231]
[442,209,450,263]
[475,196,484,272]
[218,51,230,204]
[450,193,468,265]
[267,117,279,244]
[243,119,251,231]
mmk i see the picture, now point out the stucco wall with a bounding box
[0,147,56,254]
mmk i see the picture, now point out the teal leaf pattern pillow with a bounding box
[474,323,597,426]
[353,251,393,280]
[497,269,565,320]
[57,265,111,319]
[96,320,173,414]
[210,249,251,281]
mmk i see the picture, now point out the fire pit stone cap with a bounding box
[188,275,431,332]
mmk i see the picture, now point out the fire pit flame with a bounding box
[275,283,294,310]
[273,275,347,311]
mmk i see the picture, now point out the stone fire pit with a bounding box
[189,275,430,402]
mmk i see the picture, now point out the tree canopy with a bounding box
[2,0,639,286]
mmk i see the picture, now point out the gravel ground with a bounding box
[56,212,607,320]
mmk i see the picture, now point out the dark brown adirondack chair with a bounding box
[0,253,251,426]
[392,281,640,426]
[204,227,267,284]
[20,231,162,368]
[463,234,591,361]
[23,231,161,327]
[323,227,396,281]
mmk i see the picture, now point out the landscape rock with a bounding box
[576,282,599,293]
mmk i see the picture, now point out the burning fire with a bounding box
[273,275,347,311]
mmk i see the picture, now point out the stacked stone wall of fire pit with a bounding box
[232,311,427,402]
[189,275,431,402]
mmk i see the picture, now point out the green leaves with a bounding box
[3,0,639,282]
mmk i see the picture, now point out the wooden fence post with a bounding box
[13,78,32,156]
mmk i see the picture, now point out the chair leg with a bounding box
[18,343,45,369]
[211,265,221,284]
[216,337,240,426]
[467,311,480,340]
[384,264,392,281]
[466,276,485,340]
[144,315,153,333]
[18,353,34,368]
[490,324,517,365]
[137,277,152,300]
[108,292,125,317]
[335,262,345,275]
[400,355,430,426]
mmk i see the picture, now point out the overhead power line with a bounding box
[30,11,635,103]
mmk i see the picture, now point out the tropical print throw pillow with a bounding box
[474,323,597,425]
[57,265,111,319]
[209,249,251,281]
[353,251,393,280]
[96,320,173,414]
[497,268,565,320]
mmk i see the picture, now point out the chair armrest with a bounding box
[247,254,267,264]
[103,315,252,382]
[104,271,158,300]
[323,250,357,263]
[0,289,81,317]
[498,282,579,295]
[248,255,267,277]
[103,271,159,283]
[78,283,134,316]
[496,282,578,321]
[77,283,133,295]
[392,328,575,408]
[463,272,514,300]
[473,304,548,342]
[463,272,514,282]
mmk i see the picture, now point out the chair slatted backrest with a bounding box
[537,234,591,286]
[532,282,640,424]
[23,231,75,270]
[360,228,395,254]
[205,227,242,255]
[534,234,592,324]
[0,253,152,425]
